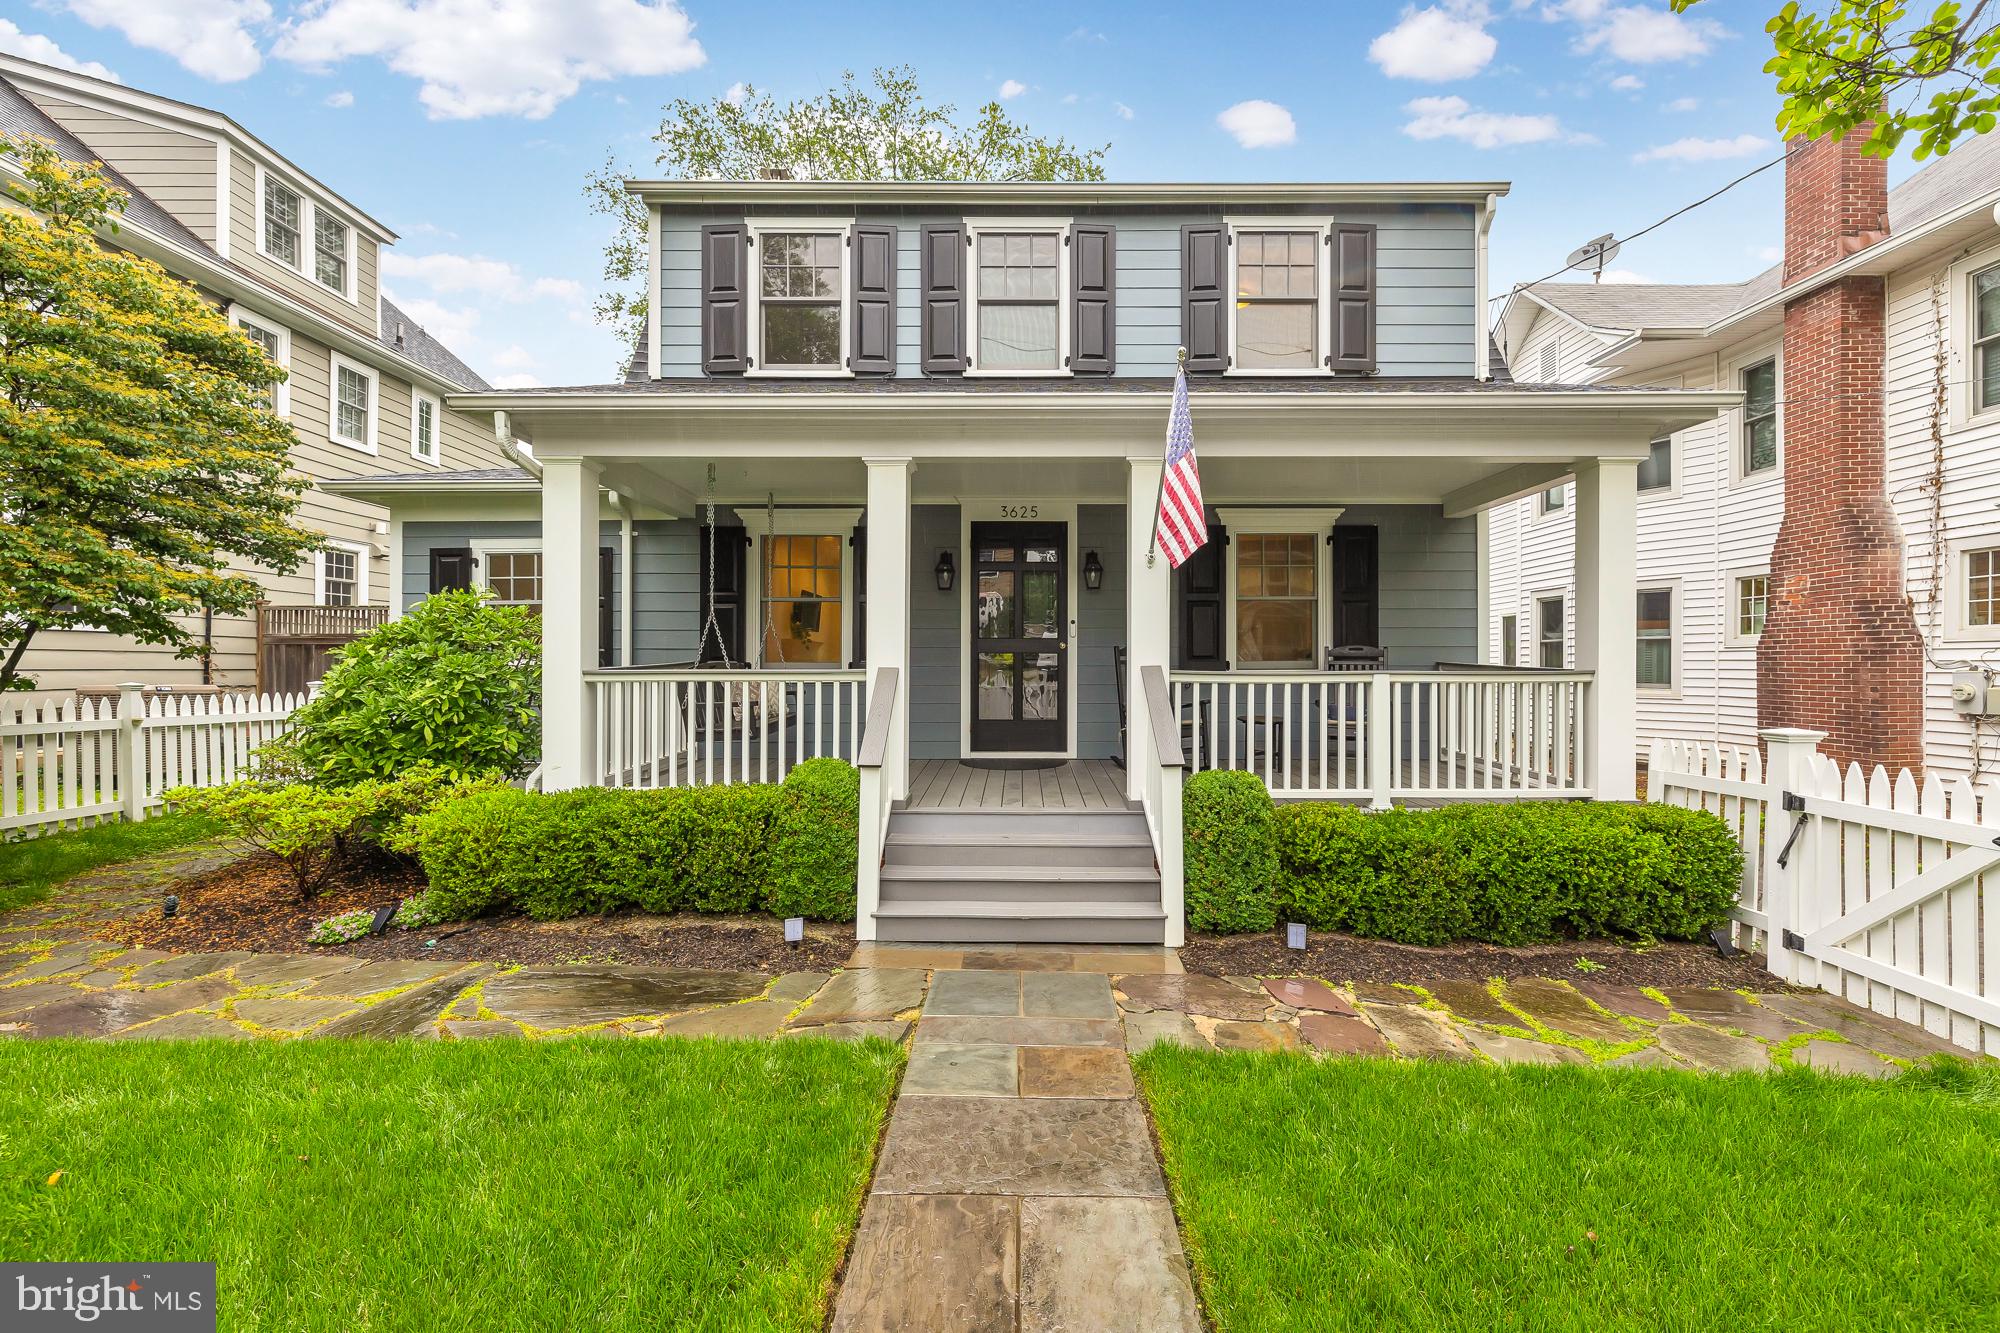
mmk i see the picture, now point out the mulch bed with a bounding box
[92,850,857,972]
[1178,930,1786,989]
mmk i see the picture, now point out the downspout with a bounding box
[1475,192,1499,381]
[493,410,543,479]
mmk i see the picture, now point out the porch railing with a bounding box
[585,668,868,789]
[854,667,899,942]
[1170,668,1594,804]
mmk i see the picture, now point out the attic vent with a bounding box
[758,167,794,181]
[395,321,406,348]
[1539,339,1559,382]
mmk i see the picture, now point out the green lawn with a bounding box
[1136,1048,2000,1333]
[2,1036,904,1332]
[0,813,222,914]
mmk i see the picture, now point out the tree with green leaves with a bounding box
[1677,0,2000,157]
[0,137,319,694]
[585,65,1109,358]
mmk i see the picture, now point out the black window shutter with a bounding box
[1180,224,1229,373]
[1172,525,1229,669]
[1328,223,1378,374]
[850,526,867,667]
[598,548,616,667]
[696,526,747,665]
[428,547,473,594]
[1068,223,1115,374]
[919,223,967,374]
[700,223,749,374]
[850,225,897,374]
[1329,525,1380,648]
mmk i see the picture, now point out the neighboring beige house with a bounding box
[0,51,508,695]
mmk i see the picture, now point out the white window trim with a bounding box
[1637,432,1679,499]
[1949,243,2000,428]
[1948,542,2000,643]
[1215,507,1344,670]
[1223,216,1336,377]
[313,538,371,607]
[1499,613,1519,667]
[1728,345,1783,487]
[1536,482,1571,519]
[736,506,863,670]
[1726,566,1770,648]
[251,162,358,305]
[409,389,442,466]
[226,303,291,418]
[1532,590,1568,670]
[964,216,1073,377]
[1636,578,1680,698]
[469,538,545,607]
[326,352,380,455]
[745,219,852,378]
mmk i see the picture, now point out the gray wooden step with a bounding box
[883,829,1157,869]
[879,863,1160,903]
[888,808,1147,837]
[872,899,1168,944]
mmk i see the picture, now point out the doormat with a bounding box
[959,758,1068,771]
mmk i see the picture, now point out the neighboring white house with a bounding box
[0,52,506,694]
[1489,128,2000,780]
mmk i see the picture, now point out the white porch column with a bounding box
[1126,455,1171,802]
[540,456,601,791]
[864,458,913,800]
[1573,457,1639,801]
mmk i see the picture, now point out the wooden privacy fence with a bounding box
[2,685,304,840]
[1651,727,2000,1057]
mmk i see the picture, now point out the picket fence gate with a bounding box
[1650,727,2000,1056]
[1,684,304,840]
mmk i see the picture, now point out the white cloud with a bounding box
[1217,99,1296,149]
[55,0,267,82]
[723,80,747,107]
[1664,95,1699,112]
[1113,101,1134,121]
[381,293,482,353]
[490,344,539,373]
[1060,92,1078,105]
[998,78,1027,99]
[489,372,543,389]
[1369,5,1497,81]
[1400,95,1589,148]
[1608,73,1643,92]
[380,250,584,303]
[273,0,706,121]
[324,88,353,107]
[1750,243,1783,263]
[0,20,120,80]
[1573,5,1722,63]
[1633,133,1770,163]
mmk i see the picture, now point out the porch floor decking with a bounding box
[904,760,1133,811]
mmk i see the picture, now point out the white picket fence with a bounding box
[1651,727,2000,1056]
[1,685,304,840]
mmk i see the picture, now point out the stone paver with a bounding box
[871,1093,1164,1198]
[1297,1011,1389,1056]
[782,1019,911,1043]
[1121,1010,1200,1052]
[1261,977,1354,1014]
[916,1016,1124,1048]
[111,1012,249,1041]
[479,965,765,1029]
[1113,973,1270,1021]
[230,996,364,1033]
[1795,1038,1899,1078]
[652,999,792,1039]
[229,955,364,989]
[790,968,927,1026]
[832,1194,1017,1333]
[1574,982,1675,1022]
[1022,972,1117,1020]
[1360,1003,1478,1063]
[903,1041,1019,1097]
[1425,979,1521,1028]
[765,971,830,1004]
[314,969,487,1039]
[1656,1022,1772,1072]
[1018,1196,1202,1333]
[1202,1018,1300,1052]
[926,969,1022,1016]
[1019,1045,1134,1098]
[7,977,236,1037]
[1502,978,1640,1043]
[1460,1026,1589,1065]
[305,959,465,1000]
[1756,991,1962,1061]
[129,951,255,983]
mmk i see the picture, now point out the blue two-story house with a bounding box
[327,178,1736,945]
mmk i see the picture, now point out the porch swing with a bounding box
[686,465,792,759]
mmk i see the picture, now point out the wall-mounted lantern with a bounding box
[1083,550,1104,591]
[934,551,956,592]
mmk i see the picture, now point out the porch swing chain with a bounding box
[760,491,784,664]
[694,462,733,669]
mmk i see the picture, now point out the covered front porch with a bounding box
[442,380,1734,943]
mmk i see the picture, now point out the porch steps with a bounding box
[873,808,1166,944]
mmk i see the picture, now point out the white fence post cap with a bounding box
[1758,727,1827,744]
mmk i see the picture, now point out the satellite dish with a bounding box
[1565,233,1620,280]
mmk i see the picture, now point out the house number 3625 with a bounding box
[998,504,1039,519]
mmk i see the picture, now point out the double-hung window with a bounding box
[1540,484,1567,515]
[1967,547,2000,629]
[230,307,289,415]
[314,211,351,297]
[328,354,377,453]
[1233,228,1319,370]
[261,176,302,268]
[1742,358,1778,476]
[315,541,368,606]
[1975,264,2000,412]
[762,534,845,664]
[971,227,1063,372]
[1637,436,1672,492]
[1735,574,1769,641]
[1536,595,1565,669]
[1234,533,1317,667]
[411,392,440,465]
[755,229,844,372]
[1637,587,1673,688]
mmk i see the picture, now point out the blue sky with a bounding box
[3,0,1920,387]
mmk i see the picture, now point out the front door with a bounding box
[970,522,1067,753]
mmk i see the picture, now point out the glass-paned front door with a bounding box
[970,522,1067,752]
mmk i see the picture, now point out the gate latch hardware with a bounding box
[1775,791,1809,869]
[1781,929,1807,953]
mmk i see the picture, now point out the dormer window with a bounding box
[255,164,357,303]
[315,211,352,296]
[756,229,844,371]
[262,177,301,268]
[1233,228,1319,370]
[970,226,1064,372]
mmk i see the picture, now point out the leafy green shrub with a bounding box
[1264,797,1743,946]
[308,909,374,946]
[165,781,379,900]
[766,759,860,921]
[406,786,539,920]
[366,762,512,855]
[275,591,540,783]
[1182,770,1279,934]
[390,889,449,932]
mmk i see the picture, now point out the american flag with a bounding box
[1152,368,1208,568]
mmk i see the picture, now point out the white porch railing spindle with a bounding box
[582,668,867,791]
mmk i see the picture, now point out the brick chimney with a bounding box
[1757,128,1926,770]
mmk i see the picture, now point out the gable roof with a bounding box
[378,296,490,392]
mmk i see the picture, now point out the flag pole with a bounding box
[1146,345,1188,568]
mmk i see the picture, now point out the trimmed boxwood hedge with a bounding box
[1183,770,1280,934]
[1184,778,1742,945]
[411,761,858,923]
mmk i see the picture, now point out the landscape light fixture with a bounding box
[370,905,397,936]
[161,894,179,921]
[1083,550,1104,591]
[784,917,805,945]
[934,551,955,592]
[1286,922,1308,951]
